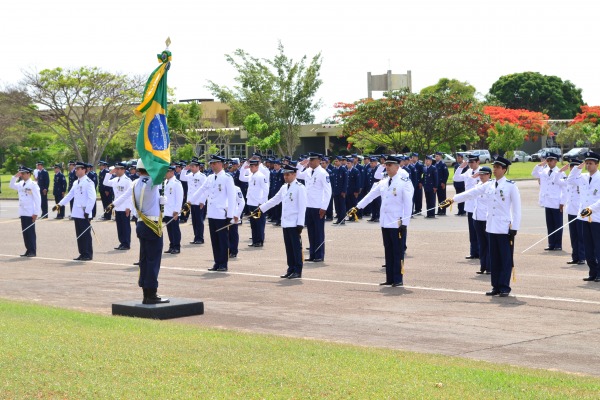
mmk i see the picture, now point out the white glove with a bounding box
[159,196,167,205]
[109,166,115,171]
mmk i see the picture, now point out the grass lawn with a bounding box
[1,300,599,399]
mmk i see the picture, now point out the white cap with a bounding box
[137,158,145,169]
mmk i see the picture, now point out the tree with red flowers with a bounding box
[482,106,549,142]
[558,106,600,148]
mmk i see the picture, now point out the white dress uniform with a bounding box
[567,168,600,222]
[374,164,408,180]
[260,180,307,228]
[196,170,237,220]
[532,165,565,209]
[238,168,269,207]
[10,176,42,217]
[164,176,184,217]
[231,185,246,224]
[454,177,521,234]
[557,172,585,263]
[358,175,414,228]
[103,173,133,211]
[180,170,207,205]
[453,166,481,213]
[296,164,333,210]
[59,176,97,218]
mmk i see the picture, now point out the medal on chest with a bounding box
[289,192,293,202]
[500,189,505,201]
[218,184,222,192]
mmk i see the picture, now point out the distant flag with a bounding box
[134,40,172,183]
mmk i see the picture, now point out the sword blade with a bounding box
[521,217,578,253]
[76,223,93,240]
[21,213,48,233]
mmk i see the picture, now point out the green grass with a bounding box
[447,160,570,184]
[1,300,599,399]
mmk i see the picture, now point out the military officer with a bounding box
[410,153,424,215]
[229,183,246,258]
[322,157,335,221]
[196,155,238,271]
[331,156,348,225]
[345,156,362,220]
[452,153,467,216]
[469,166,493,274]
[434,152,449,216]
[421,155,438,218]
[98,161,113,221]
[453,154,482,258]
[85,163,98,219]
[260,164,307,279]
[103,162,133,250]
[364,156,381,222]
[297,152,332,262]
[67,160,76,218]
[128,163,139,181]
[532,152,565,250]
[351,155,414,287]
[180,157,207,244]
[162,166,184,254]
[10,166,42,257]
[441,157,521,296]
[557,160,585,264]
[239,159,269,246]
[175,161,189,223]
[268,159,284,225]
[131,158,169,304]
[52,164,67,219]
[566,152,600,281]
[57,161,96,261]
[35,161,49,218]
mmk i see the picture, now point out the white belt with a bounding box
[146,215,160,222]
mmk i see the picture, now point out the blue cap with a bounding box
[36,161,44,165]
[68,160,76,165]
[435,151,443,156]
[97,160,108,166]
[585,152,600,162]
[425,155,433,160]
[479,166,492,174]
[369,156,378,161]
[569,160,582,166]
[545,152,560,160]
[467,154,479,161]
[75,161,87,169]
[209,155,226,163]
[308,152,323,160]
[281,164,298,173]
[114,162,127,168]
[19,165,33,173]
[189,157,200,166]
[252,151,263,159]
[410,153,419,157]
[168,165,177,171]
[248,159,260,166]
[493,156,512,167]
[385,155,401,164]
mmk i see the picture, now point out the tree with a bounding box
[207,42,323,155]
[482,106,549,142]
[557,105,600,148]
[0,86,39,147]
[23,67,144,165]
[486,122,527,158]
[243,113,281,152]
[487,72,584,119]
[420,78,476,99]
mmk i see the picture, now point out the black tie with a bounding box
[549,170,553,176]
[388,178,392,187]
[215,175,217,180]
[311,170,314,177]
[472,170,475,175]
[495,181,498,188]
[287,183,290,189]
[589,176,592,184]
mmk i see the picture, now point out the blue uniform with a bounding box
[453,162,467,215]
[346,166,362,214]
[269,168,284,224]
[87,171,98,218]
[53,171,67,218]
[37,168,50,217]
[98,168,114,220]
[412,161,424,213]
[421,165,438,217]
[332,165,348,223]
[364,165,381,221]
[435,160,449,215]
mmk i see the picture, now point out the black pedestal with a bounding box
[112,298,204,320]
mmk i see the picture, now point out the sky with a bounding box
[3,0,600,122]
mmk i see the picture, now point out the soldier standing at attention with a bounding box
[331,156,348,225]
[57,161,96,261]
[440,157,521,297]
[452,153,467,216]
[345,156,362,221]
[239,159,269,247]
[531,152,565,251]
[10,166,41,257]
[180,157,207,244]
[35,161,49,218]
[556,160,586,265]
[453,154,482,259]
[86,163,98,219]
[410,153,424,215]
[421,155,438,218]
[297,152,332,262]
[260,164,307,279]
[131,158,169,304]
[67,160,76,218]
[103,162,133,251]
[52,164,67,219]
[162,165,184,254]
[434,152,449,216]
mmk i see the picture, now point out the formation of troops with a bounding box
[10,149,600,301]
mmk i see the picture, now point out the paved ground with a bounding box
[1,180,600,376]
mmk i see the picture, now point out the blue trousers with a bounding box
[424,190,436,217]
[371,196,381,219]
[326,196,334,219]
[74,217,93,259]
[413,185,423,213]
[54,193,65,218]
[488,233,512,293]
[467,212,479,257]
[209,218,229,269]
[190,204,205,242]
[115,211,131,248]
[136,222,163,289]
[473,220,489,272]
[454,183,465,214]
[581,221,600,279]
[20,216,36,255]
[163,216,181,250]
[545,207,563,249]
[333,194,346,223]
[283,227,303,275]
[249,205,265,244]
[100,190,113,220]
[568,215,585,262]
[306,207,325,260]
[381,227,404,284]
[436,185,447,215]
[229,223,239,256]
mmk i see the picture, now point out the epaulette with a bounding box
[85,177,92,182]
[296,181,304,186]
[506,180,515,184]
[142,177,149,184]
[401,177,410,182]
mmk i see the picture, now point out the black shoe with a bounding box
[143,294,170,304]
[465,255,479,260]
[207,266,219,271]
[381,265,386,268]
[133,262,139,266]
[26,253,36,257]
[498,292,510,297]
[325,217,333,221]
[372,218,379,222]
[544,247,556,251]
[566,260,580,264]
[215,267,228,272]
[280,273,291,278]
[304,258,314,262]
[254,243,264,247]
[164,249,173,254]
[583,276,597,281]
[379,282,392,285]
[170,249,180,254]
[115,245,130,250]
[229,253,237,258]
[287,272,301,279]
[73,256,82,261]
[20,253,29,257]
[392,282,404,287]
[312,258,323,262]
[305,247,310,250]
[485,271,491,274]
[476,271,485,274]
[274,222,281,226]
[80,257,92,261]
[486,290,500,296]
[55,216,64,220]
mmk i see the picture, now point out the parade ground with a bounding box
[1,179,600,378]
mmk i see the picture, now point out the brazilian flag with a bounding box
[134,49,172,183]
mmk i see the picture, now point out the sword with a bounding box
[521,217,578,253]
[76,222,93,240]
[215,219,241,233]
[21,213,48,233]
[411,205,438,216]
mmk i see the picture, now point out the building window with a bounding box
[229,143,246,159]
